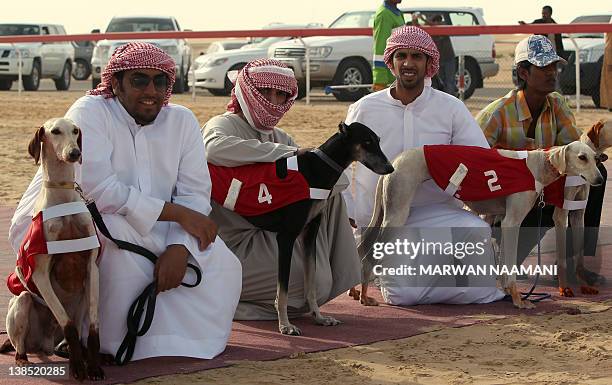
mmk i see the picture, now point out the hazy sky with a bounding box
[2,1,610,34]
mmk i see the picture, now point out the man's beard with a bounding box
[396,74,424,90]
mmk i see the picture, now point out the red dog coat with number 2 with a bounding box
[423,145,586,209]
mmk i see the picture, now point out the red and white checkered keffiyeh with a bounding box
[227,59,298,132]
[383,26,440,78]
[87,42,176,105]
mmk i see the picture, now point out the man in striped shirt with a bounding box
[476,35,607,284]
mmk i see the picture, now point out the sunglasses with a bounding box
[129,73,168,92]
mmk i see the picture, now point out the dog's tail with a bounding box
[0,338,15,353]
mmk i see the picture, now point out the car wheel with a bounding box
[183,65,190,92]
[173,66,185,94]
[0,79,12,90]
[592,86,601,108]
[332,59,371,102]
[221,63,247,96]
[73,59,91,80]
[54,62,72,91]
[92,77,101,89]
[23,60,41,91]
[295,81,308,100]
[455,59,479,100]
[208,88,228,96]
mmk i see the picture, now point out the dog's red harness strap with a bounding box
[209,161,312,216]
[7,212,46,296]
[7,203,100,297]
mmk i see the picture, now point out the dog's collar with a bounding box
[43,181,76,189]
[312,149,344,173]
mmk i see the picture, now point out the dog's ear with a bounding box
[338,122,349,135]
[586,120,604,150]
[77,128,83,164]
[596,152,608,163]
[547,145,567,174]
[28,126,44,165]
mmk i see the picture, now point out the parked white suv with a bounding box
[91,16,191,93]
[269,7,499,101]
[192,23,323,96]
[560,14,611,107]
[0,23,75,91]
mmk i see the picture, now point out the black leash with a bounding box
[75,185,202,365]
[502,193,551,304]
[520,194,551,302]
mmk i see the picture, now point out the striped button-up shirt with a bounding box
[476,89,581,150]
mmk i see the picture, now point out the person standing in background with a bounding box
[412,13,457,96]
[519,5,565,59]
[600,18,612,110]
[372,0,405,91]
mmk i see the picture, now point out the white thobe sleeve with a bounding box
[67,102,165,237]
[450,102,490,149]
[341,102,364,220]
[165,116,214,255]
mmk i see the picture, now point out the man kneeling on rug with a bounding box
[202,59,361,320]
[9,42,242,361]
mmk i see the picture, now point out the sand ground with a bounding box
[1,90,611,384]
[135,301,612,385]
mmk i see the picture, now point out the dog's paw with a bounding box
[314,315,341,326]
[70,361,87,382]
[580,285,599,295]
[360,296,379,306]
[279,323,302,336]
[516,299,536,310]
[348,288,360,300]
[87,365,105,381]
[559,287,575,297]
[15,353,29,366]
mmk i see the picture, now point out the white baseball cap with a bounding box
[514,35,567,67]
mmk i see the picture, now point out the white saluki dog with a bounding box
[553,119,610,296]
[2,118,103,380]
[358,141,604,309]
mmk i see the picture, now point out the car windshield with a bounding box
[106,18,176,33]
[564,15,611,38]
[329,12,374,28]
[0,24,40,36]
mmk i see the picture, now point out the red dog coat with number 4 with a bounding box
[6,202,100,297]
[209,156,330,217]
[423,145,587,210]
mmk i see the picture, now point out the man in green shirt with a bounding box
[373,0,405,91]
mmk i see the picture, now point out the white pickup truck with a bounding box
[0,23,74,91]
[91,16,191,93]
[269,7,499,101]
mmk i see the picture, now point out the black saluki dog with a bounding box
[241,122,393,335]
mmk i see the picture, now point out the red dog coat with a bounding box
[423,145,585,209]
[209,157,330,217]
[7,202,100,297]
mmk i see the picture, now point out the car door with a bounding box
[55,25,74,69]
[446,12,490,62]
[40,25,59,75]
